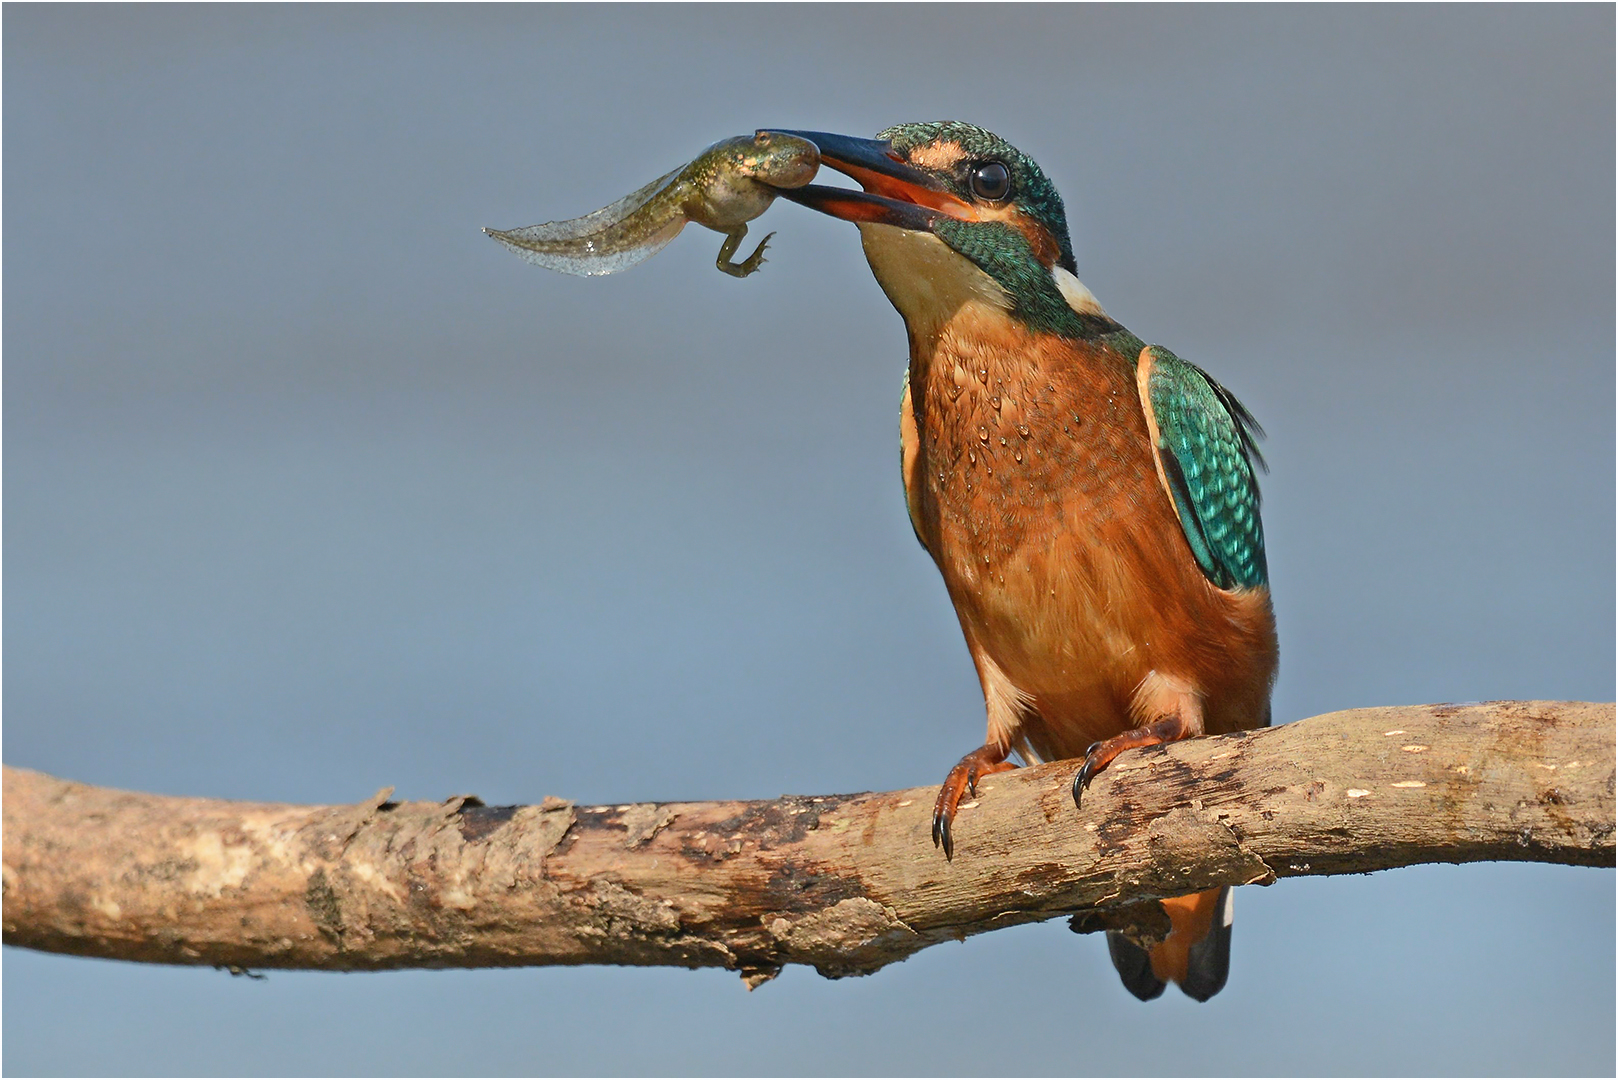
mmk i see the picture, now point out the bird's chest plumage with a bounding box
[908,310,1176,700]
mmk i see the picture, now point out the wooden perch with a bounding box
[3,701,1612,987]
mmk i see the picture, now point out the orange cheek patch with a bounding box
[906,141,967,172]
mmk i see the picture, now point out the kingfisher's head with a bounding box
[772,122,1115,340]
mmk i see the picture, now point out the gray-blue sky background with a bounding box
[4,5,1613,1076]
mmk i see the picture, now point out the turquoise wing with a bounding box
[1143,345,1268,590]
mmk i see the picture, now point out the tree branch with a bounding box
[4,701,1612,986]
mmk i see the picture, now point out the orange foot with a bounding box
[1071,714,1196,810]
[933,743,1019,860]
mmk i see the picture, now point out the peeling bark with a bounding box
[4,701,1612,985]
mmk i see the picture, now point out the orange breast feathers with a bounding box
[900,309,1276,759]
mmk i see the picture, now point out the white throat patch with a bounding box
[1052,265,1108,319]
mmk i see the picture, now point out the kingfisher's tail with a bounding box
[1106,886,1234,1002]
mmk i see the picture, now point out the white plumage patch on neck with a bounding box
[1052,265,1107,319]
[857,224,1011,340]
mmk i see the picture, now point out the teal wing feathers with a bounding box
[1143,345,1268,590]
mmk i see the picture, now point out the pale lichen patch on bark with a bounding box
[177,830,255,898]
[346,859,405,903]
[767,897,918,978]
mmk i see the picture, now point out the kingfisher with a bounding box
[773,122,1277,1002]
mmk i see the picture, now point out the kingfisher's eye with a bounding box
[969,161,1012,201]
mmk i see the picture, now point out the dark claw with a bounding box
[938,813,954,861]
[931,810,942,848]
[1072,742,1104,809]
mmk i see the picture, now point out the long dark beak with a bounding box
[759,129,977,230]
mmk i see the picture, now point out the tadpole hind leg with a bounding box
[716,226,773,278]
